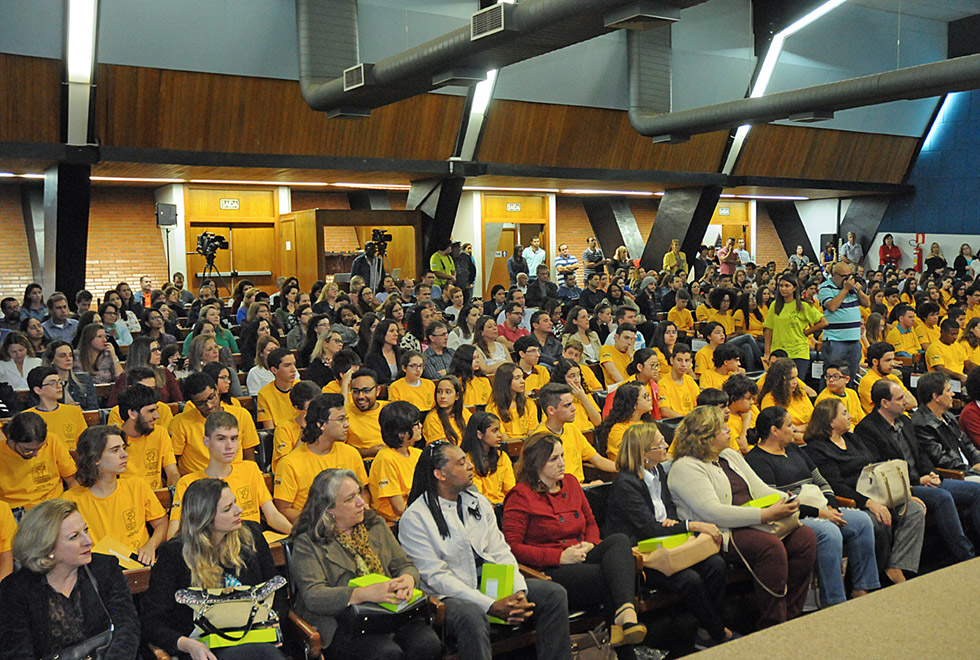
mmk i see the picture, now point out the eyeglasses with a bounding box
[430,332,448,338]
[406,363,424,370]
[351,386,377,395]
[192,391,218,407]
[150,346,162,352]
[8,439,44,458]
[327,415,349,424]
[826,373,845,381]
[40,380,62,388]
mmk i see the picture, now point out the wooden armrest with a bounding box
[936,468,965,481]
[287,610,322,660]
[429,595,446,627]
[518,564,551,581]
[147,644,172,660]
[836,497,857,509]
[632,549,645,573]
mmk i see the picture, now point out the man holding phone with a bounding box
[818,262,870,387]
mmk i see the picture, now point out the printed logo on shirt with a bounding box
[145,449,158,473]
[379,479,390,488]
[32,462,52,485]
[237,485,256,516]
[63,423,77,437]
[124,507,138,532]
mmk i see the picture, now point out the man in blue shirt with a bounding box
[557,273,582,306]
[41,293,78,344]
[554,244,580,277]
[817,262,869,387]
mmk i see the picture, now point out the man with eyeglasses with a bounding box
[24,366,87,451]
[168,371,260,474]
[0,411,77,512]
[346,368,389,458]
[116,382,179,489]
[256,348,299,430]
[814,361,864,430]
[497,302,530,352]
[423,321,454,380]
[515,335,549,394]
[274,393,369,522]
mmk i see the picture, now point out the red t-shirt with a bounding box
[498,323,529,344]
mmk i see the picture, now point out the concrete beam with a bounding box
[642,186,721,271]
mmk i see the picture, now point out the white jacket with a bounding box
[398,487,527,611]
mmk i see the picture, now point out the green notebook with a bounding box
[479,564,515,624]
[637,532,693,553]
[349,573,424,612]
[742,493,781,508]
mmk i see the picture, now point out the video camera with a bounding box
[372,228,393,256]
[196,232,229,260]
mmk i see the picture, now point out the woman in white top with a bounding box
[474,315,512,376]
[447,303,481,351]
[561,305,601,364]
[247,335,279,395]
[0,332,43,391]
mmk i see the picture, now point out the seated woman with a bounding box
[247,335,280,395]
[108,336,182,406]
[473,315,512,377]
[63,425,168,565]
[461,411,514,504]
[803,398,926,585]
[745,406,879,607]
[42,341,98,410]
[422,375,471,445]
[141,478,287,660]
[0,331,42,392]
[75,323,123,385]
[289,469,442,660]
[485,362,539,440]
[667,406,817,629]
[448,344,493,408]
[363,319,403,387]
[502,432,647,648]
[605,424,733,650]
[594,381,653,460]
[0,499,140,659]
[368,401,424,521]
[758,358,813,438]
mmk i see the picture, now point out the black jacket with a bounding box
[911,407,980,473]
[525,280,559,308]
[140,521,284,657]
[603,468,684,544]
[578,288,607,314]
[853,410,934,482]
[0,553,140,660]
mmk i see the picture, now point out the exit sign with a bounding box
[219,198,240,210]
[718,207,730,216]
[506,202,522,212]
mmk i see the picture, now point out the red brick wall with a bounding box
[755,205,790,268]
[0,185,35,300]
[554,197,660,275]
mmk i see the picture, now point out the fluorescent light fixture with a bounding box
[654,192,665,196]
[782,0,847,37]
[0,172,45,179]
[561,189,655,196]
[735,194,808,201]
[462,186,560,193]
[91,176,186,183]
[332,183,411,190]
[189,179,329,186]
[66,0,98,84]
[471,68,498,114]
[719,194,737,198]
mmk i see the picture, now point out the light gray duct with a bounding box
[296,0,359,82]
[628,53,980,141]
[296,0,704,116]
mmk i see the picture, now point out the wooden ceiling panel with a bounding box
[479,99,730,173]
[0,55,61,144]
[734,124,919,184]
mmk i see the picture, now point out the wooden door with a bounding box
[280,218,297,286]
[230,226,278,293]
[485,227,516,295]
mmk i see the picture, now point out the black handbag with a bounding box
[42,567,114,660]
[337,596,431,636]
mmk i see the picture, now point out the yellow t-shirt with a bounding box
[272,418,303,472]
[570,398,596,433]
[273,441,367,512]
[64,476,165,552]
[530,422,596,483]
[606,421,634,460]
[122,425,176,489]
[462,376,493,407]
[734,310,765,339]
[695,304,711,323]
[522,365,551,394]
[727,405,760,452]
[580,364,603,392]
[599,344,632,384]
[106,401,174,428]
[815,387,864,430]
[914,321,941,348]
[256,382,294,426]
[925,341,966,374]
[168,402,260,474]
[959,340,980,368]
[369,446,422,519]
[388,378,436,412]
[886,326,922,355]
[0,500,14,554]
[486,399,539,439]
[422,408,472,445]
[694,345,716,376]
[345,401,389,451]
[26,404,87,451]
[760,393,814,427]
[699,368,731,391]
[857,371,907,414]
[171,461,271,523]
[0,435,76,509]
[469,451,515,504]
[659,374,701,416]
[668,307,694,333]
[707,309,735,335]
[966,304,980,324]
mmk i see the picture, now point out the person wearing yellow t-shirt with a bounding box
[964,286,980,324]
[273,393,369,521]
[462,410,515,504]
[271,380,322,472]
[960,318,980,370]
[0,411,77,509]
[64,425,167,565]
[668,290,695,336]
[168,410,291,538]
[256,348,298,430]
[758,359,813,437]
[925,320,968,385]
[858,342,917,414]
[320,348,361,403]
[368,401,424,520]
[723,375,760,453]
[814,362,864,430]
[346,369,390,458]
[168,372,259,474]
[0,500,14,581]
[486,363,540,440]
[695,322,726,377]
[389,350,436,411]
[695,302,711,323]
[699,342,743,391]
[105,368,174,428]
[555,358,604,432]
[658,344,701,418]
[885,304,922,357]
[514,336,550,395]
[423,375,472,444]
[532,383,616,483]
[914,302,942,352]
[561,341,603,392]
[452,345,493,407]
[25,366,87,450]
[596,381,652,460]
[117,383,178,489]
[599,323,635,385]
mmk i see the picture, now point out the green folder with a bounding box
[742,493,781,508]
[637,532,693,553]
[349,573,423,612]
[479,563,515,624]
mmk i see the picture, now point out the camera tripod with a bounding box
[199,250,233,296]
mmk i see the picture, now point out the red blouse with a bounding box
[878,244,901,267]
[502,475,600,569]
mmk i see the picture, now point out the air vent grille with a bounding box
[344,64,365,91]
[472,4,504,40]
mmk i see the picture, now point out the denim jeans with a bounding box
[802,508,879,606]
[912,483,976,562]
[821,340,863,389]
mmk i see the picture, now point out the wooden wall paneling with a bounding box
[294,210,321,291]
[279,216,297,286]
[712,201,750,246]
[185,186,277,223]
[353,226,417,281]
[485,227,516,296]
[313,210,423,283]
[0,55,62,143]
[230,225,278,291]
[480,193,549,291]
[733,125,919,184]
[185,223,233,293]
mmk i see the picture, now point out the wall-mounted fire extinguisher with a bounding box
[912,233,925,272]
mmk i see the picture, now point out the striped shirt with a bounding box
[817,280,861,341]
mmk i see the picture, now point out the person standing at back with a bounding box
[522,236,547,275]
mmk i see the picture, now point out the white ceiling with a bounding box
[850,0,979,23]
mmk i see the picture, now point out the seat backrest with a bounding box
[583,482,612,528]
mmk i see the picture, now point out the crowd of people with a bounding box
[1,232,980,660]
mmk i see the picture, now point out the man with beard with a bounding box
[346,368,389,458]
[118,383,178,489]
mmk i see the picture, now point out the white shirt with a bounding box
[0,356,43,391]
[522,246,547,274]
[642,469,668,522]
[246,366,274,396]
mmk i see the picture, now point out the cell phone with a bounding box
[785,494,799,504]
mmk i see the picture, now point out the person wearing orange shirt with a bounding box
[368,401,423,520]
[659,344,701,419]
[256,348,298,430]
[117,383,179,489]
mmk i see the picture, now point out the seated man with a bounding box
[814,361,864,430]
[25,366,87,450]
[525,264,558,309]
[857,342,916,414]
[399,442,571,660]
[532,383,616,483]
[496,302,530,351]
[925,319,969,384]
[514,335,549,394]
[912,372,980,481]
[0,411,77,511]
[256,347,299,430]
[346,368,389,458]
[658,344,701,419]
[41,293,79,344]
[557,273,582,306]
[530,310,563,371]
[885,304,922,358]
[168,411,291,538]
[271,380,322,471]
[599,322,635,385]
[117,383,179,489]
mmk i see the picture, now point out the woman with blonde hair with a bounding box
[186,334,221,374]
[923,242,946,278]
[611,246,631,275]
[0,498,140,659]
[307,328,344,387]
[605,423,733,650]
[667,405,816,629]
[141,478,286,659]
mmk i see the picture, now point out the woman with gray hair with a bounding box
[0,498,140,660]
[289,468,442,660]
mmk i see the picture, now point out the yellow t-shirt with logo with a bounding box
[26,404,87,451]
[668,307,694,334]
[369,446,422,519]
[422,408,472,445]
[727,405,760,452]
[171,461,271,524]
[168,402,260,474]
[914,321,941,349]
[388,378,436,412]
[815,387,864,430]
[959,340,980,368]
[122,425,176,489]
[530,422,596,483]
[106,401,173,428]
[486,399,539,439]
[760,393,814,427]
[272,418,303,472]
[694,345,716,377]
[523,365,551,394]
[734,309,765,339]
[0,436,76,509]
[580,364,603,392]
[858,371,907,414]
[708,309,735,335]
[886,326,922,355]
[659,374,701,416]
[64,476,165,552]
[0,500,16,554]
[925,340,966,374]
[462,376,493,407]
[273,441,367,512]
[599,344,632,384]
[470,451,515,504]
[695,304,711,322]
[699,368,731,391]
[256,382,294,426]
[346,401,389,451]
